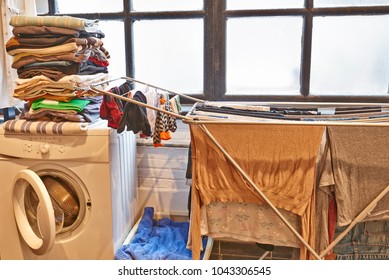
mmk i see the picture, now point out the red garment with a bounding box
[100,94,122,129]
[88,56,109,67]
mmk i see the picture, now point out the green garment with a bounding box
[31,98,90,112]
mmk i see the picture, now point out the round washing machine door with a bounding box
[12,166,88,256]
[13,169,56,255]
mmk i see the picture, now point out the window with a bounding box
[133,19,203,93]
[37,0,389,104]
[311,15,389,95]
[226,17,303,95]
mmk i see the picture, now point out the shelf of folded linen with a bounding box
[5,15,111,125]
[6,15,110,80]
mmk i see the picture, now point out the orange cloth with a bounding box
[188,123,325,260]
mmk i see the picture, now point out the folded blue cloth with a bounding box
[115,207,207,260]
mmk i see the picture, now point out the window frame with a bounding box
[41,0,389,104]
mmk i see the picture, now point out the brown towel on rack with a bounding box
[316,143,336,254]
[188,123,325,260]
[326,126,389,226]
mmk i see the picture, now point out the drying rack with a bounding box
[90,77,389,260]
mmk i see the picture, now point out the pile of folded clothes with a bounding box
[6,15,110,123]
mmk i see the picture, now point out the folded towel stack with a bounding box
[5,15,110,125]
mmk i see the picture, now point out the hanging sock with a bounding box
[165,100,177,132]
[153,111,163,147]
[160,131,171,140]
[153,143,164,147]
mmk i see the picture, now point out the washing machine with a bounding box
[0,120,139,259]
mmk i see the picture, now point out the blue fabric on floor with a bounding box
[115,207,207,260]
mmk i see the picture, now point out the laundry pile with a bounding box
[5,15,110,124]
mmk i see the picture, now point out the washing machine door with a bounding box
[12,169,56,255]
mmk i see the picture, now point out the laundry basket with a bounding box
[115,207,213,260]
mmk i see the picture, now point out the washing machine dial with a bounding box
[39,143,50,154]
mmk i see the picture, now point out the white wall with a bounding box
[136,120,191,217]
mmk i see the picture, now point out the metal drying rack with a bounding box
[90,76,389,260]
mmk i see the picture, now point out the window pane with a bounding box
[315,0,389,7]
[132,0,203,11]
[133,19,203,93]
[227,0,304,10]
[35,0,48,14]
[98,21,126,82]
[226,17,303,95]
[56,0,123,13]
[311,15,389,95]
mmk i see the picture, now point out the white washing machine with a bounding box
[0,120,139,259]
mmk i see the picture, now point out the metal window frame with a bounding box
[43,0,389,103]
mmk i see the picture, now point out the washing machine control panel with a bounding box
[1,133,109,161]
[23,136,68,157]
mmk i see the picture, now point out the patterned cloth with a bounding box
[200,202,301,248]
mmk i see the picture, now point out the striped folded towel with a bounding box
[9,15,99,32]
[1,119,88,135]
